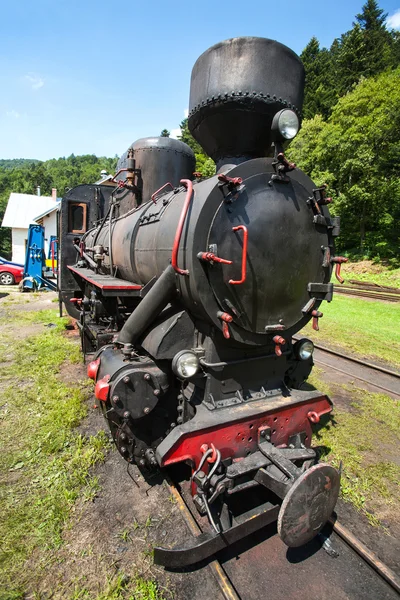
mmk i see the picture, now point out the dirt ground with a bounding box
[1,288,399,597]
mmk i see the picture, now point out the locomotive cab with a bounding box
[59,37,343,566]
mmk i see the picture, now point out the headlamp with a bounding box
[294,339,314,361]
[271,109,299,141]
[172,350,200,379]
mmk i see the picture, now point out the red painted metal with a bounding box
[307,410,320,424]
[87,358,101,381]
[69,297,82,305]
[273,335,286,357]
[151,182,174,204]
[171,179,194,275]
[331,256,349,284]
[229,225,248,285]
[277,152,296,171]
[218,173,243,186]
[161,396,333,470]
[311,309,323,331]
[217,311,233,339]
[197,252,232,265]
[94,374,111,402]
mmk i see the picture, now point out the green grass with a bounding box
[0,309,110,597]
[343,263,400,288]
[309,370,400,525]
[70,573,164,600]
[299,294,400,367]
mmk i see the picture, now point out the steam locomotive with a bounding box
[59,37,344,566]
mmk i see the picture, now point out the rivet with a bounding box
[143,407,150,414]
[153,389,160,396]
[123,376,130,384]
[112,395,119,403]
[144,373,151,381]
[123,411,130,419]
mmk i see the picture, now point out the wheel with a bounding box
[0,272,15,285]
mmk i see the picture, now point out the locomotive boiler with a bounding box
[59,37,344,566]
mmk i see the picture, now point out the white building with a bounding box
[2,190,59,264]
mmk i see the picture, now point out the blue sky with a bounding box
[0,0,399,161]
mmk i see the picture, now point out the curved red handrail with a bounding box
[229,225,248,285]
[151,181,174,204]
[171,180,193,275]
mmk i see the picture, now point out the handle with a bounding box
[229,225,248,285]
[151,181,174,204]
[171,179,194,275]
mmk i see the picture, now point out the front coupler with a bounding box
[154,389,340,567]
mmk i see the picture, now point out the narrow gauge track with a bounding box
[333,285,400,302]
[164,478,400,600]
[293,337,400,398]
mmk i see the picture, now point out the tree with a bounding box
[301,1,400,119]
[178,119,203,155]
[301,38,337,119]
[354,0,393,77]
[0,155,119,258]
[288,68,400,262]
[160,129,170,137]
[178,118,216,174]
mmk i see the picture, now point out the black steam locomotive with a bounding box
[59,37,344,566]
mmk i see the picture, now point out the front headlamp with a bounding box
[172,350,200,379]
[272,109,299,141]
[294,339,314,361]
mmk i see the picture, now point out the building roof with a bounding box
[2,193,58,229]
[34,201,61,222]
[94,174,115,185]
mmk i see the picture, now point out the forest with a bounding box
[0,0,398,263]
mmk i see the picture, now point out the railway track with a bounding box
[164,477,400,600]
[334,279,400,303]
[334,286,400,302]
[292,336,400,398]
[312,343,400,398]
[159,342,400,599]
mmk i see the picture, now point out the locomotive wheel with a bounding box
[277,463,340,547]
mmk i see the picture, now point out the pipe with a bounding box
[109,201,115,276]
[171,179,193,275]
[73,244,97,269]
[117,265,177,346]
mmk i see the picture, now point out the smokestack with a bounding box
[37,186,41,196]
[52,188,57,201]
[188,37,305,168]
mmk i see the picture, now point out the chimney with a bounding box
[37,186,41,196]
[52,188,57,201]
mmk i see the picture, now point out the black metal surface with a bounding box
[59,184,114,318]
[117,137,195,204]
[188,37,304,164]
[117,265,177,345]
[154,501,279,567]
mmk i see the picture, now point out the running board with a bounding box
[154,501,279,568]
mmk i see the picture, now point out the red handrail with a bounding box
[171,180,193,275]
[151,182,174,204]
[229,225,248,285]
